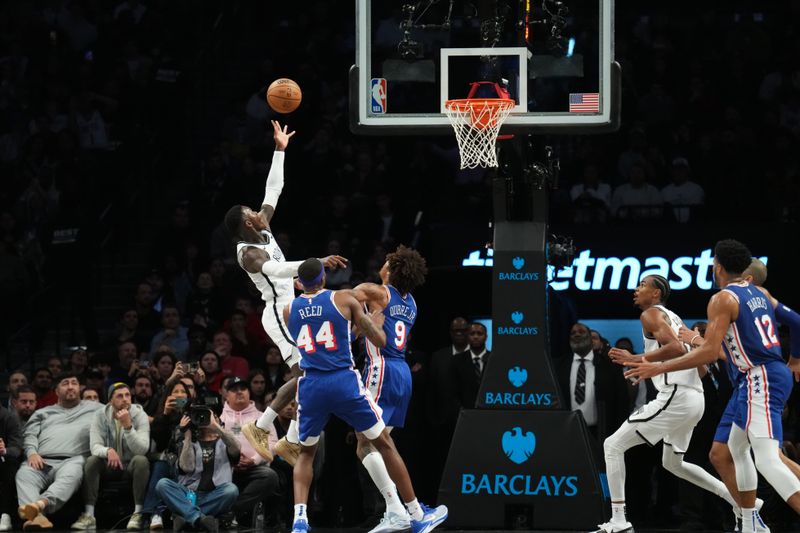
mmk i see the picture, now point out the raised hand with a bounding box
[321,255,348,270]
[271,120,296,151]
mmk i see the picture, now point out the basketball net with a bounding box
[445,98,514,169]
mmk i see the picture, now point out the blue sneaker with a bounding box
[411,504,447,533]
[292,518,310,533]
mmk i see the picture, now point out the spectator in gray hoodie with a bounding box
[16,372,102,530]
[71,382,150,530]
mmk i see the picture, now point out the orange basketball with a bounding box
[266,78,302,114]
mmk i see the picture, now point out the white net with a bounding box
[444,98,515,169]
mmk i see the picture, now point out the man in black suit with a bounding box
[556,323,629,443]
[451,323,491,409]
[427,317,470,499]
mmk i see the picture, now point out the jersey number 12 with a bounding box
[753,315,780,349]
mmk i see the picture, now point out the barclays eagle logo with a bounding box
[502,427,536,464]
[512,256,525,270]
[508,367,528,388]
[511,311,524,325]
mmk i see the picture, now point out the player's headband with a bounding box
[299,267,324,287]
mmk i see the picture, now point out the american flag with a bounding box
[569,93,600,113]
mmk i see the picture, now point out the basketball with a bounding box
[266,78,302,114]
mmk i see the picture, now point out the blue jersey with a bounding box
[287,289,354,371]
[365,285,417,361]
[721,282,783,373]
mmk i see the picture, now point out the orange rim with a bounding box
[444,98,516,112]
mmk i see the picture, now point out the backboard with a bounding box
[351,0,619,135]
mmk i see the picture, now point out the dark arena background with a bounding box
[1,1,800,533]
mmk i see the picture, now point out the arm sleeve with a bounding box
[23,412,42,457]
[89,410,110,458]
[123,408,151,456]
[261,259,303,279]
[775,302,800,358]
[262,151,285,209]
[4,412,24,461]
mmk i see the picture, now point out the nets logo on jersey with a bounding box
[460,426,578,496]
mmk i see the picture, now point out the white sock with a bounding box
[85,505,95,517]
[405,499,423,521]
[293,504,308,524]
[362,452,406,516]
[134,504,143,513]
[287,419,300,444]
[611,503,626,524]
[256,407,279,431]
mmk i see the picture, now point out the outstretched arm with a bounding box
[626,291,737,383]
[349,282,390,310]
[243,248,348,278]
[260,120,296,224]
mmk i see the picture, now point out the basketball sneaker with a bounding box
[291,518,310,533]
[410,503,447,533]
[740,510,770,533]
[242,422,274,462]
[592,520,633,533]
[368,511,411,533]
[275,436,300,466]
[733,498,765,533]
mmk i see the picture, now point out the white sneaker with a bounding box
[0,514,13,532]
[741,510,770,533]
[368,511,412,533]
[71,513,97,530]
[593,521,634,533]
[127,513,145,530]
[149,514,164,530]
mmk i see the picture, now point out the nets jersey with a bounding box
[287,289,354,371]
[236,230,293,303]
[365,286,417,361]
[721,281,783,372]
[643,304,703,392]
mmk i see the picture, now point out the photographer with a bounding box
[155,406,239,532]
[71,383,150,530]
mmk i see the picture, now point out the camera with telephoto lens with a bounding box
[189,405,212,428]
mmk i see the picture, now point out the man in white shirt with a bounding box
[661,158,705,223]
[610,163,663,220]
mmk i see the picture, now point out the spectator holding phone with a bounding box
[155,408,240,532]
[142,380,190,529]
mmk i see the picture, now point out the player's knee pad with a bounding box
[751,438,800,501]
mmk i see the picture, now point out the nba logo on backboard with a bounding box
[371,78,387,114]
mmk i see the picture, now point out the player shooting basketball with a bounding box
[223,120,347,464]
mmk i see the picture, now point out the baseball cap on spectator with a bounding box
[108,381,130,398]
[671,157,690,168]
[227,377,249,390]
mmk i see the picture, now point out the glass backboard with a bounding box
[351,0,619,135]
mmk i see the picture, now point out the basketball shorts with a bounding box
[261,296,300,367]
[713,385,739,444]
[625,385,705,453]
[297,367,385,446]
[733,361,791,442]
[363,356,412,428]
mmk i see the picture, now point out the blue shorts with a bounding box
[296,368,384,445]
[363,356,412,428]
[714,386,739,443]
[732,361,791,442]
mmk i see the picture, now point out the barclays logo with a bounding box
[497,257,540,281]
[497,312,538,336]
[508,367,527,387]
[502,427,536,464]
[513,256,525,270]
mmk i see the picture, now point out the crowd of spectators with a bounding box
[2,1,800,532]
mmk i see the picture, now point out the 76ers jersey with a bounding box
[287,290,353,371]
[365,286,417,361]
[643,304,703,392]
[236,230,293,302]
[721,282,783,372]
